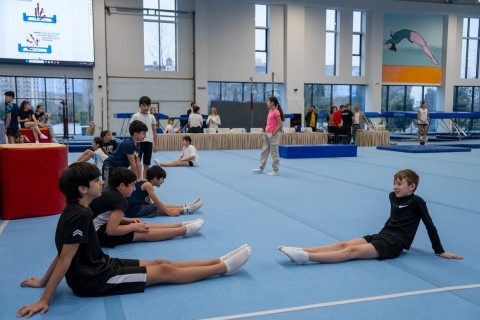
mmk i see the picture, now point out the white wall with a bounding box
[1,0,480,134]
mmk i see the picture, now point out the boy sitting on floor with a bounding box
[279,169,462,264]
[90,167,204,248]
[126,165,203,218]
[154,135,198,167]
[17,162,251,318]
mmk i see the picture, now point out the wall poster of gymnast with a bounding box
[382,14,443,84]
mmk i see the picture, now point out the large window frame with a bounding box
[143,0,178,71]
[0,76,93,137]
[255,4,268,74]
[208,81,284,107]
[461,17,480,79]
[304,84,366,116]
[453,86,480,112]
[325,9,338,76]
[352,11,364,77]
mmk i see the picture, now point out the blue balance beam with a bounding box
[279,144,357,159]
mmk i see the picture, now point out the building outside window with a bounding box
[143,0,178,71]
[255,4,268,74]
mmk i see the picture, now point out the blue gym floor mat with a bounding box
[377,145,471,153]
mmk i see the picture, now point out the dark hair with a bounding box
[192,105,200,113]
[108,167,136,188]
[268,97,285,121]
[100,130,111,138]
[146,165,167,181]
[139,96,151,106]
[129,120,148,136]
[329,106,337,114]
[190,101,196,107]
[59,162,101,203]
[4,91,14,98]
[182,135,192,143]
[35,105,44,111]
[20,100,31,111]
[93,137,104,147]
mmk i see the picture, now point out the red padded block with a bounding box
[0,144,67,219]
[19,128,51,143]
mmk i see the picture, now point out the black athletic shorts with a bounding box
[6,127,19,136]
[96,224,135,248]
[72,258,146,297]
[363,234,404,260]
[138,141,153,165]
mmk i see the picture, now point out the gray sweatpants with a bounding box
[258,132,280,172]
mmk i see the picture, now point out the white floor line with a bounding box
[0,220,9,235]
[202,283,480,320]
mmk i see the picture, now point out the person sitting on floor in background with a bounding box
[18,100,48,143]
[89,167,204,248]
[154,135,198,167]
[126,165,203,218]
[34,105,58,143]
[74,137,108,171]
[13,133,31,143]
[16,162,251,319]
[279,169,462,265]
[101,130,118,155]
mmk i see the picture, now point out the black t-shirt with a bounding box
[378,192,445,254]
[55,203,113,294]
[341,110,353,126]
[90,187,128,223]
[104,140,118,155]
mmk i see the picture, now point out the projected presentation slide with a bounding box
[0,0,94,66]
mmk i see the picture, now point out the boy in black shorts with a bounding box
[90,167,204,248]
[278,169,462,264]
[17,162,251,318]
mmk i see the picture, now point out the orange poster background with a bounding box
[382,66,441,84]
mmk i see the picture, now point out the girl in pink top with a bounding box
[252,97,284,176]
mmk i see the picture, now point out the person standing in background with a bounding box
[129,96,158,179]
[252,97,284,176]
[4,90,20,144]
[305,105,318,132]
[206,106,221,133]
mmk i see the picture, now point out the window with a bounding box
[143,0,177,71]
[325,9,337,76]
[352,11,363,76]
[0,75,93,137]
[208,81,284,106]
[255,4,268,74]
[461,18,480,79]
[304,84,366,114]
[382,85,437,131]
[454,86,480,112]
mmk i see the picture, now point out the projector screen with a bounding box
[0,0,94,67]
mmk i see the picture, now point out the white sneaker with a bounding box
[51,138,59,143]
[39,134,48,140]
[184,199,203,214]
[154,159,162,166]
[252,168,263,174]
[267,171,278,176]
[185,198,201,207]
[184,218,204,237]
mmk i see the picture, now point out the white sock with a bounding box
[39,134,48,139]
[182,218,199,226]
[184,218,204,237]
[184,199,203,214]
[279,246,308,265]
[220,244,249,262]
[224,246,251,275]
[185,198,201,207]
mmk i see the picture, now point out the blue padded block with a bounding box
[279,144,357,159]
[376,145,471,153]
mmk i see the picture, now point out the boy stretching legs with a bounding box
[90,167,204,248]
[126,165,202,218]
[279,169,462,264]
[17,162,251,318]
